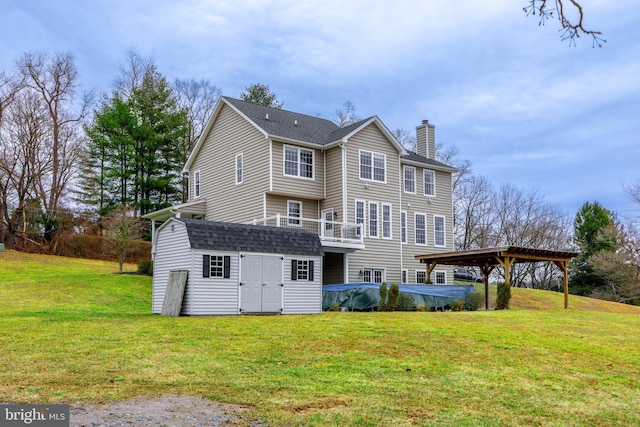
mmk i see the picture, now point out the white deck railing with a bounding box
[248,215,364,246]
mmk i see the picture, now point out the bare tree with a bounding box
[103,207,144,273]
[623,179,640,206]
[454,175,495,251]
[173,78,221,160]
[334,100,361,128]
[17,52,89,242]
[524,0,606,47]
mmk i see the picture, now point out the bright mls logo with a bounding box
[1,404,69,426]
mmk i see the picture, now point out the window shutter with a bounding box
[309,260,314,281]
[203,255,210,278]
[291,259,297,281]
[223,256,231,279]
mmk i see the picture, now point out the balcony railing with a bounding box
[248,215,364,247]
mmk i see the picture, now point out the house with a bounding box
[145,96,457,287]
[152,218,324,315]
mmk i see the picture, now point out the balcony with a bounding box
[248,215,365,250]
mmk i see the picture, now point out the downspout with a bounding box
[340,141,349,283]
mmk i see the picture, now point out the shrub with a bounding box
[387,283,400,311]
[463,292,483,311]
[496,282,512,310]
[396,293,416,311]
[450,299,465,311]
[326,304,342,312]
[138,260,153,276]
[416,304,429,312]
[379,283,388,311]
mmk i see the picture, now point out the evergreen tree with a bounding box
[240,83,283,108]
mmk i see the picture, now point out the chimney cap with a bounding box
[422,119,429,125]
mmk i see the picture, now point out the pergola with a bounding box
[415,246,578,309]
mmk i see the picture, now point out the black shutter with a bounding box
[291,259,297,281]
[203,255,210,277]
[223,256,231,278]
[309,260,314,281]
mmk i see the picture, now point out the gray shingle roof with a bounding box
[176,218,324,256]
[224,97,342,145]
[401,151,457,170]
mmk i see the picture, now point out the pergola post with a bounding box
[554,261,569,309]
[480,265,495,310]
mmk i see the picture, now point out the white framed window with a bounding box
[355,200,365,237]
[435,271,446,284]
[284,145,314,179]
[291,259,315,281]
[287,200,302,226]
[400,211,407,244]
[416,270,426,284]
[368,201,379,238]
[404,166,416,194]
[203,255,230,279]
[193,170,201,199]
[402,269,408,283]
[415,213,426,246]
[434,215,446,247]
[235,153,243,184]
[382,203,392,239]
[363,268,385,283]
[424,170,435,196]
[359,150,386,183]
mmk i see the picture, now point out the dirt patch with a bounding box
[70,394,263,426]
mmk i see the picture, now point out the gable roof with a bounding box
[184,97,412,172]
[170,218,324,256]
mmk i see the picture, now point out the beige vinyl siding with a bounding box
[265,194,320,221]
[427,125,436,160]
[271,141,324,199]
[152,220,192,314]
[190,104,269,223]
[400,166,454,282]
[188,251,240,315]
[322,146,344,221]
[344,124,402,283]
[415,124,436,160]
[283,255,323,314]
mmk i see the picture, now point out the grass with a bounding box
[1,250,640,426]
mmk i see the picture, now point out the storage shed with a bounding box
[152,218,324,315]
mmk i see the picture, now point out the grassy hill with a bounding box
[1,250,640,426]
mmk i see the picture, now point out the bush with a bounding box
[416,304,429,312]
[396,293,416,311]
[379,283,388,311]
[387,283,400,311]
[138,260,153,276]
[450,299,465,311]
[463,292,483,311]
[496,282,512,310]
[326,304,342,312]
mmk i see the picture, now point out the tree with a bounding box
[569,201,615,296]
[17,52,89,243]
[334,100,360,128]
[524,0,605,47]
[103,207,143,273]
[240,83,283,108]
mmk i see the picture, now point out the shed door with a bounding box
[240,255,283,313]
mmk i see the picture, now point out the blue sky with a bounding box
[2,0,638,221]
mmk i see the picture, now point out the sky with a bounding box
[1,0,639,221]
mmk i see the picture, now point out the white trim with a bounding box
[403,166,416,194]
[402,269,408,284]
[400,210,407,244]
[193,170,201,199]
[235,153,243,185]
[414,212,427,246]
[423,169,436,197]
[355,199,366,237]
[381,203,392,239]
[287,200,302,226]
[368,201,379,238]
[434,270,447,284]
[359,149,387,184]
[362,267,386,284]
[415,269,427,284]
[283,144,315,180]
[269,140,273,192]
[434,215,446,248]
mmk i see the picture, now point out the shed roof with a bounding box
[174,218,324,256]
[415,246,578,266]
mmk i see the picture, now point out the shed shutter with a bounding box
[203,255,210,277]
[291,259,297,281]
[309,260,314,281]
[223,256,231,279]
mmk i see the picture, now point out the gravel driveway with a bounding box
[70,394,263,427]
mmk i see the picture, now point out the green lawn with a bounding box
[1,250,640,426]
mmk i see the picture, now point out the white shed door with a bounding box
[240,255,283,313]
